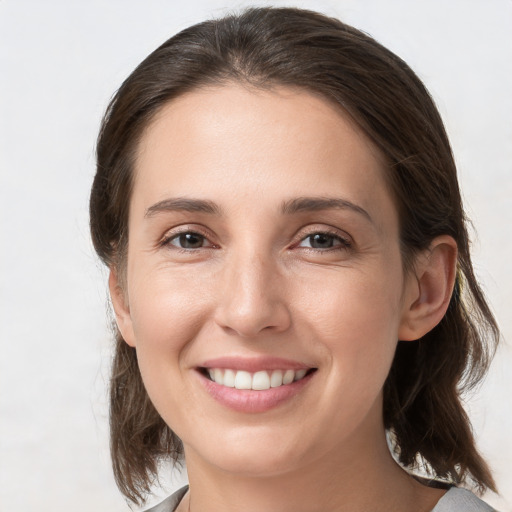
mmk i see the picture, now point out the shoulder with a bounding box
[143,485,497,512]
[432,488,497,512]
[143,486,189,512]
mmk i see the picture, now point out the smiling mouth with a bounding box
[200,368,317,390]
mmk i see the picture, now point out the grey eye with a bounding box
[300,233,346,249]
[170,232,206,249]
[307,233,337,248]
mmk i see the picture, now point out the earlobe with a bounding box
[398,235,458,341]
[108,268,136,347]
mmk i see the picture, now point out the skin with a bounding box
[110,84,457,512]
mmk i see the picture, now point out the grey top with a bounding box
[144,486,188,512]
[431,488,496,512]
[145,485,497,512]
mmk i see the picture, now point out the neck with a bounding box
[182,426,444,512]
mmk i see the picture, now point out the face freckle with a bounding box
[113,83,415,477]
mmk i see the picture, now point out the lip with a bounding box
[200,356,311,372]
[196,357,316,413]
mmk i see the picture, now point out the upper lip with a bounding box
[199,356,314,372]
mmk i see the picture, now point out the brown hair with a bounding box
[90,6,499,505]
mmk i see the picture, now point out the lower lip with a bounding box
[198,370,315,413]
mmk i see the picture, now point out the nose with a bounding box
[214,249,292,338]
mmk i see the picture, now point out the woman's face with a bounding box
[114,84,418,476]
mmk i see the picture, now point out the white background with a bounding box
[0,1,511,511]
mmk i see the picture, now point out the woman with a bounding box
[90,7,500,512]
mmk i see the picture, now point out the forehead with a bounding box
[137,83,383,165]
[133,83,395,225]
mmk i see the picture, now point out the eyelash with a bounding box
[160,228,352,254]
[295,230,352,252]
[160,229,215,252]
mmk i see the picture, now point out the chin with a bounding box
[213,450,303,478]
[185,427,311,477]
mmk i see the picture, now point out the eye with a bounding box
[298,232,351,250]
[166,231,211,249]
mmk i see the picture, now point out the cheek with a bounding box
[126,268,216,429]
[294,263,404,381]
[128,267,214,357]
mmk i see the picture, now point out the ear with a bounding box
[398,235,458,341]
[109,268,136,347]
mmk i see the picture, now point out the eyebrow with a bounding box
[144,195,372,223]
[281,196,373,222]
[144,197,221,218]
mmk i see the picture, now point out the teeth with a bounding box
[214,368,223,384]
[282,369,295,385]
[206,368,310,390]
[294,369,307,381]
[234,370,252,390]
[223,369,236,388]
[270,370,283,388]
[252,371,270,390]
